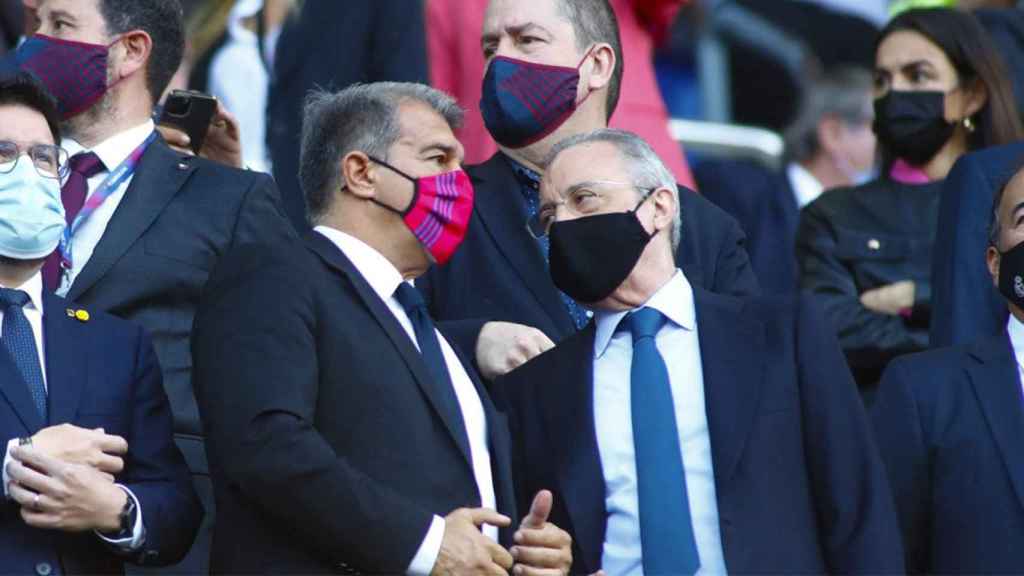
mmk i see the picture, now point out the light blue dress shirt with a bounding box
[592,270,728,576]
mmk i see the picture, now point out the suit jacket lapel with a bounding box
[67,138,195,302]
[305,233,475,471]
[469,154,575,338]
[539,324,606,573]
[967,333,1024,511]
[694,288,766,483]
[42,292,89,425]
[0,346,43,434]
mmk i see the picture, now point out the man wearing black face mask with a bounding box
[873,163,1024,574]
[495,128,903,575]
[416,0,759,382]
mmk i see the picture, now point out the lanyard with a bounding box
[57,130,158,271]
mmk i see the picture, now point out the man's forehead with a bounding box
[393,102,462,156]
[551,142,626,180]
[483,0,569,34]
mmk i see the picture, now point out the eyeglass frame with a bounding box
[526,180,658,239]
[0,140,70,180]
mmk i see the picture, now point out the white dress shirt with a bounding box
[56,120,156,297]
[314,226,497,575]
[1,272,144,549]
[786,162,825,210]
[1006,315,1024,394]
[592,270,727,576]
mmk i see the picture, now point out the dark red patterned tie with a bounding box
[42,152,105,291]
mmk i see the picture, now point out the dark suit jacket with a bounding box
[930,142,1024,347]
[417,152,760,355]
[873,332,1024,574]
[496,290,903,574]
[0,292,200,575]
[192,233,517,574]
[976,8,1024,125]
[65,136,294,573]
[267,0,429,230]
[696,158,800,294]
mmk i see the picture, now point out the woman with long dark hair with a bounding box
[796,8,1023,391]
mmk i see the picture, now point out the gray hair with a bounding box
[298,82,464,224]
[783,67,875,163]
[545,128,681,251]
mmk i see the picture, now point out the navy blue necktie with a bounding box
[625,307,700,575]
[0,288,47,419]
[393,283,470,451]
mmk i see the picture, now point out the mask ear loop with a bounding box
[365,155,420,216]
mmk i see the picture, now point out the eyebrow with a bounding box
[481,22,551,47]
[47,9,77,23]
[1011,201,1024,221]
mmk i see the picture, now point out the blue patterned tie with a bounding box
[0,288,46,419]
[625,307,700,575]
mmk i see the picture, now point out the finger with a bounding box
[486,538,515,570]
[20,507,60,530]
[522,490,552,529]
[515,526,570,549]
[6,457,61,495]
[156,125,190,147]
[468,508,512,528]
[514,566,565,576]
[483,561,510,576]
[7,481,42,509]
[11,446,64,475]
[98,434,128,455]
[534,332,556,353]
[510,545,566,570]
[94,453,124,475]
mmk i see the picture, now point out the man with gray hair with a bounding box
[496,129,903,575]
[192,82,572,575]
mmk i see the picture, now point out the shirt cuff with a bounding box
[95,484,146,551]
[3,438,15,498]
[407,515,445,576]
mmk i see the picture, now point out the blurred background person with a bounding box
[0,0,22,56]
[796,8,1022,393]
[697,67,876,294]
[426,0,696,187]
[267,0,429,231]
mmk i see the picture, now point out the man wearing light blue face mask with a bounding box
[0,71,200,575]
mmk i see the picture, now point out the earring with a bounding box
[963,116,976,133]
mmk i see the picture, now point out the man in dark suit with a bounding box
[874,161,1024,574]
[0,72,200,576]
[19,1,295,572]
[417,0,760,380]
[193,82,572,575]
[497,129,903,574]
[268,0,430,230]
[930,141,1024,347]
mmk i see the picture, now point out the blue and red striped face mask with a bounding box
[479,47,594,149]
[14,35,120,120]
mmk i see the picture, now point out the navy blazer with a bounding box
[418,152,760,356]
[0,292,200,575]
[495,289,903,574]
[930,142,1024,347]
[873,332,1024,574]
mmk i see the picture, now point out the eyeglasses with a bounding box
[0,141,70,180]
[526,181,657,239]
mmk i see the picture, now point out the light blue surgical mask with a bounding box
[0,157,65,259]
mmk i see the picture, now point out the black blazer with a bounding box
[930,142,1024,347]
[797,177,941,385]
[0,292,200,575]
[192,233,517,574]
[873,332,1024,574]
[417,152,760,354]
[267,0,429,230]
[495,290,903,574]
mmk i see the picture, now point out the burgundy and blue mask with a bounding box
[13,35,114,120]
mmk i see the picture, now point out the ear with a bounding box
[962,77,989,119]
[988,244,1003,288]
[816,115,844,157]
[650,186,677,235]
[114,30,152,83]
[341,151,377,200]
[583,42,615,95]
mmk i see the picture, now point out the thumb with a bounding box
[522,489,553,529]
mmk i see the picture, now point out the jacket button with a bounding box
[867,238,881,251]
[35,562,52,576]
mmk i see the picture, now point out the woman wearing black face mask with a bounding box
[795,8,1023,394]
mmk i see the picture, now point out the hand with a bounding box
[510,490,572,576]
[476,322,555,380]
[860,280,915,316]
[158,100,244,168]
[31,423,127,476]
[432,508,513,576]
[6,446,126,533]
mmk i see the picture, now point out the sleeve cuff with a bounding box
[3,438,15,498]
[407,515,445,575]
[95,484,146,551]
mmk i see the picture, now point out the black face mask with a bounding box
[873,90,955,167]
[548,193,654,304]
[998,240,1024,309]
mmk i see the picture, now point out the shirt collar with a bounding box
[313,225,405,302]
[786,162,825,209]
[1007,314,1024,368]
[64,120,156,172]
[0,271,44,314]
[592,270,696,359]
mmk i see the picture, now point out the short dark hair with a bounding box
[988,159,1024,247]
[0,72,62,144]
[555,0,623,121]
[98,0,185,104]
